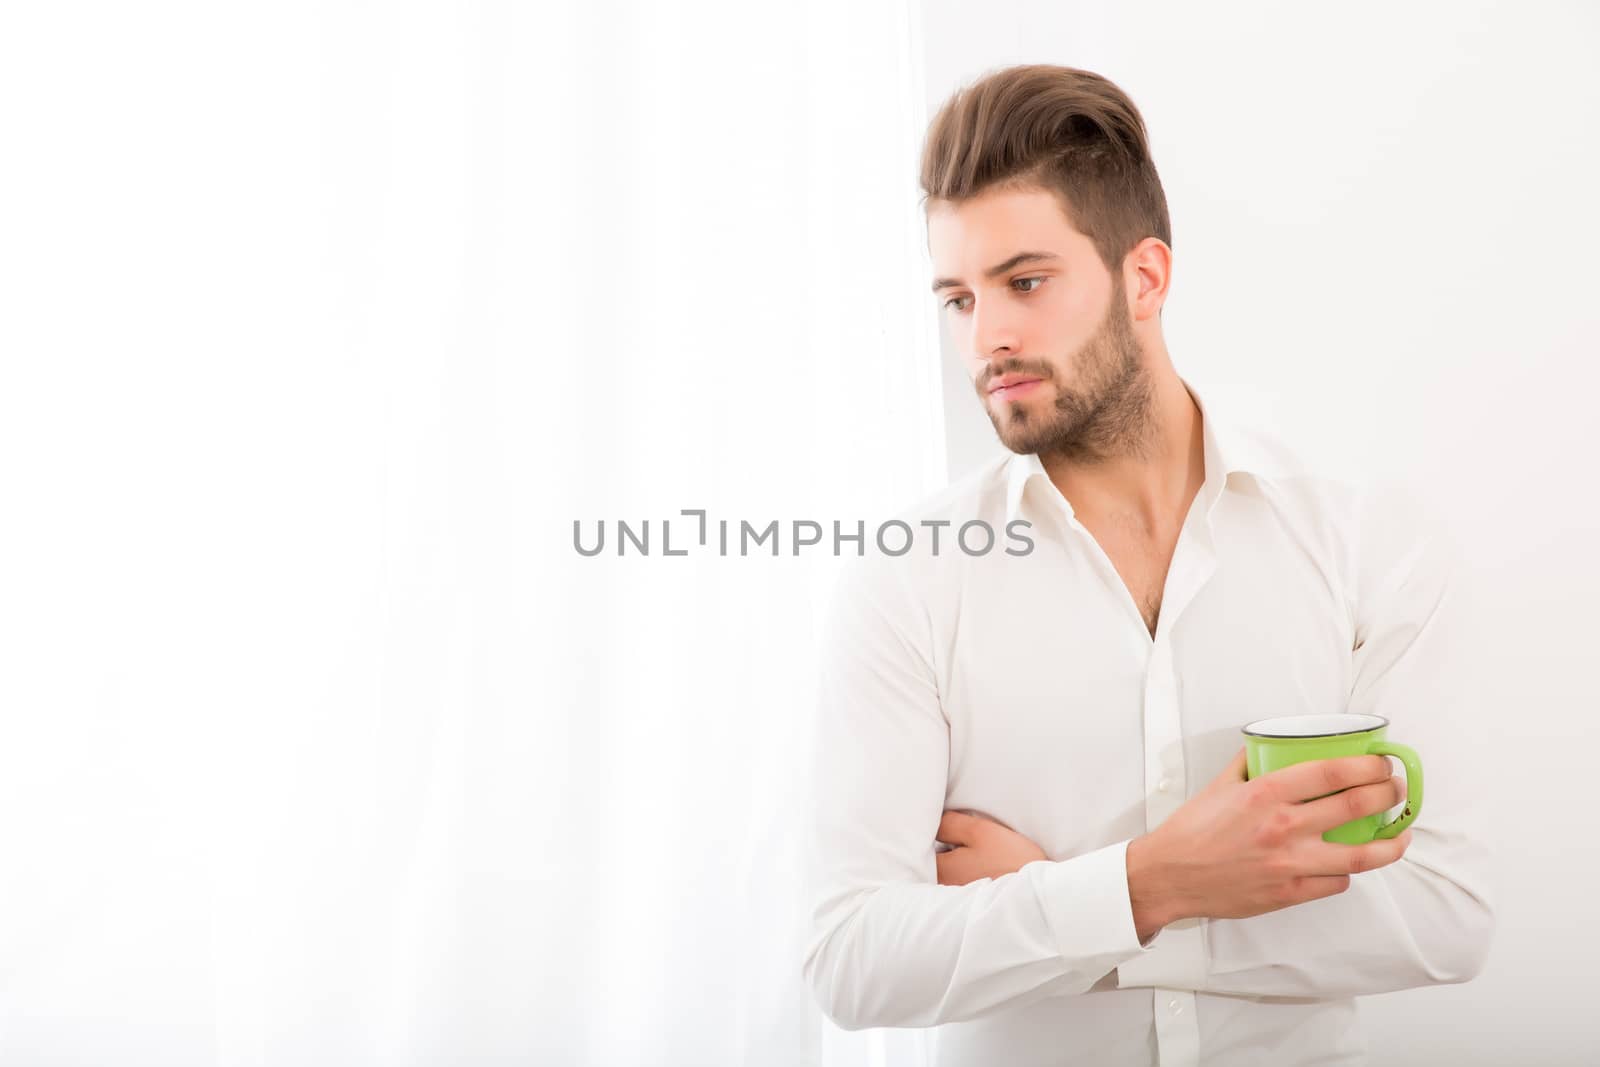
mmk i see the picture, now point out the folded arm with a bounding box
[800,556,1161,1030]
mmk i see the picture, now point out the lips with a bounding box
[988,375,1045,397]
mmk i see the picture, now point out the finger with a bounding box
[1210,747,1248,792]
[936,810,979,845]
[1303,831,1412,877]
[1261,754,1392,804]
[935,846,981,886]
[1295,777,1408,834]
[1286,874,1352,906]
[1384,828,1414,856]
[1348,833,1413,875]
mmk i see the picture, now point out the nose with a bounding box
[969,295,1023,362]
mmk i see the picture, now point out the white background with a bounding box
[1,2,1595,1065]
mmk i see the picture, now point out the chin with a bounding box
[991,416,1037,451]
[988,390,1033,412]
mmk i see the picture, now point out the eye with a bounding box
[941,277,1046,313]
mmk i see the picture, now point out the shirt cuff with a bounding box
[1027,838,1157,967]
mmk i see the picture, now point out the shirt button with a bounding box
[1168,998,1184,1016]
[1157,777,1172,793]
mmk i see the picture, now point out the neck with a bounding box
[1040,363,1205,532]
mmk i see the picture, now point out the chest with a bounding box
[931,519,1355,859]
[1078,515,1181,633]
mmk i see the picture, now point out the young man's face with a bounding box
[927,184,1145,456]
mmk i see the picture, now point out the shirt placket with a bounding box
[1139,505,1220,1067]
[1142,637,1202,1067]
[1051,473,1223,1066]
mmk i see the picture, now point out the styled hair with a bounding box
[919,64,1172,277]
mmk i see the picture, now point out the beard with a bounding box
[976,274,1154,462]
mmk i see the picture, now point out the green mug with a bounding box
[1242,713,1422,844]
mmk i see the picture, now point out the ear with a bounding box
[1125,237,1172,323]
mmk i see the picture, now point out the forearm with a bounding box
[803,841,1153,1030]
[1118,831,1494,998]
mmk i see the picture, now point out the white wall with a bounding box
[917,2,1600,1063]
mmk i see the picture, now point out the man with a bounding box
[800,65,1493,1066]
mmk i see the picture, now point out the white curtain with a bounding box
[1,2,944,1064]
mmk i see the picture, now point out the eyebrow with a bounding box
[930,251,1062,294]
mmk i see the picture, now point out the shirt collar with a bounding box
[1003,377,1262,526]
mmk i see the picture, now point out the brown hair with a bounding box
[919,64,1171,278]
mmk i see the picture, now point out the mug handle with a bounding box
[1366,741,1423,839]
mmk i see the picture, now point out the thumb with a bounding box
[937,810,979,845]
[1214,747,1249,788]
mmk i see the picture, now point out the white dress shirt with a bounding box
[800,379,1494,1066]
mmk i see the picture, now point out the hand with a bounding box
[1125,747,1412,942]
[935,809,1048,886]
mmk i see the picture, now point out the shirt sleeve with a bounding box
[800,554,1160,1031]
[1119,480,1497,998]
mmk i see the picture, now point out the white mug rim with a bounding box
[1242,713,1389,739]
